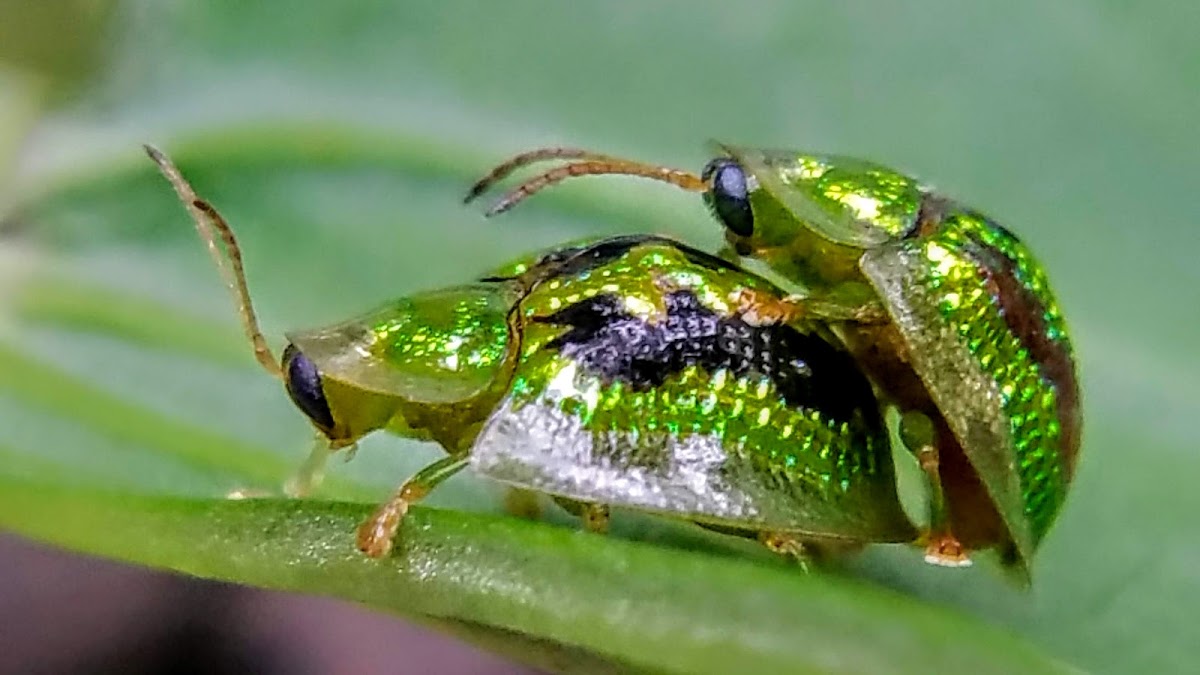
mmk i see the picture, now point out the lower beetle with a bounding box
[147,146,914,560]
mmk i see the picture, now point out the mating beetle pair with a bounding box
[148,140,1079,577]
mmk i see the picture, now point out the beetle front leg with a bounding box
[732,288,887,327]
[283,436,342,498]
[357,453,469,558]
[899,411,972,567]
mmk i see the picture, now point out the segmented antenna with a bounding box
[465,146,707,216]
[143,145,282,379]
[464,147,629,202]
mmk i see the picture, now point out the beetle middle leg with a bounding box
[900,411,972,567]
[357,453,469,558]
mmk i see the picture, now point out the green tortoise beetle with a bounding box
[146,146,914,561]
[467,145,1081,577]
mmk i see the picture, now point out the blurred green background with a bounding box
[0,2,1196,673]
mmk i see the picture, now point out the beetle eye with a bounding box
[283,344,335,432]
[701,158,754,237]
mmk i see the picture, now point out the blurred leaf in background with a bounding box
[0,2,1196,673]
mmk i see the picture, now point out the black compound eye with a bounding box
[701,158,754,237]
[282,344,335,432]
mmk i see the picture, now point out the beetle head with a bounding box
[706,148,925,272]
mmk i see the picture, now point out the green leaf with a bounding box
[0,480,1066,675]
[2,2,1196,673]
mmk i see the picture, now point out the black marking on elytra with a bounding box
[538,291,878,426]
[282,344,335,432]
[957,221,1081,473]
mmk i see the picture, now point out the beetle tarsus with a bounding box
[759,532,812,572]
[922,533,973,568]
[357,496,411,558]
[357,454,469,559]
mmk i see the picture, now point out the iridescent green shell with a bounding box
[722,146,1081,564]
[471,237,914,541]
[284,282,522,448]
[861,213,1080,555]
[288,283,519,403]
[288,235,915,542]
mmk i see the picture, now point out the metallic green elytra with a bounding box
[467,145,1081,577]
[146,146,913,562]
[471,236,913,548]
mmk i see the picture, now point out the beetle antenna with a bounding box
[481,158,706,217]
[464,147,633,203]
[143,144,283,379]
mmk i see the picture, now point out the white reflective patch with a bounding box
[471,397,762,522]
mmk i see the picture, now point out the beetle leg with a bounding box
[356,453,469,558]
[731,288,806,325]
[784,294,887,324]
[582,503,610,534]
[503,487,544,520]
[899,411,973,568]
[731,288,886,327]
[759,532,812,571]
[282,436,340,498]
[552,496,612,533]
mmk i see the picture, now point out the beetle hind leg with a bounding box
[551,496,611,534]
[357,453,468,558]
